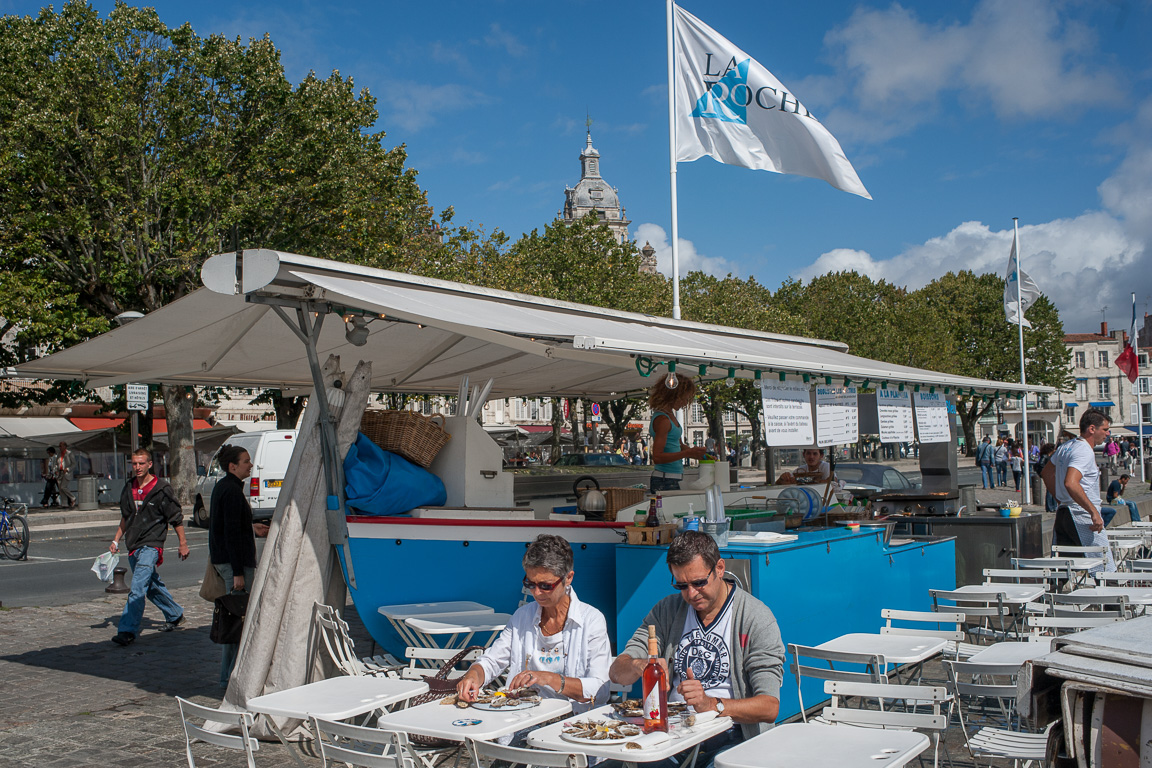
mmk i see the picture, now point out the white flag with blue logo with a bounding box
[1003,233,1041,328]
[673,4,870,199]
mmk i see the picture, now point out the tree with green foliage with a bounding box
[679,272,807,463]
[916,271,1070,453]
[0,1,460,501]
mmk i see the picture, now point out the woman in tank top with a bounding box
[648,373,709,492]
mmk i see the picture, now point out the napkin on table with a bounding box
[624,731,672,750]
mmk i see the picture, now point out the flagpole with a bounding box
[1135,292,1146,483]
[666,0,682,320]
[1014,218,1031,505]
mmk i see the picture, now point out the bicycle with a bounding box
[0,497,30,561]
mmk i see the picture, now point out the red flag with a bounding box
[1117,299,1139,384]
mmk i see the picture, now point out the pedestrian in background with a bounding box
[994,438,1009,487]
[56,441,76,509]
[40,447,60,507]
[1010,444,1024,492]
[208,444,269,688]
[976,436,995,490]
[1035,443,1058,512]
[109,449,189,646]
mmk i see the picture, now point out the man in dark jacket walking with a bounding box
[109,448,190,646]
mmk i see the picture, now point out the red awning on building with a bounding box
[69,417,213,433]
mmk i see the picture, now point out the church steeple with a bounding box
[559,121,630,245]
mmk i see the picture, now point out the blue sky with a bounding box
[6,0,1152,333]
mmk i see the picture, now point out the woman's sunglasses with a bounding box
[523,577,563,592]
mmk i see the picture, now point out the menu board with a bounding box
[875,387,914,443]
[913,391,951,443]
[760,380,814,447]
[814,386,858,447]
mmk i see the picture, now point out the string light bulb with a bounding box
[725,368,736,387]
[666,361,678,389]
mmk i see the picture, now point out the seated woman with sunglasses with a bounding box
[455,534,611,714]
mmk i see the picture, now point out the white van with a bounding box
[191,429,299,527]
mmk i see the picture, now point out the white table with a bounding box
[1072,586,1152,605]
[248,676,428,766]
[376,695,571,743]
[816,633,945,683]
[715,723,929,768]
[967,640,1053,666]
[527,704,734,767]
[957,584,1046,604]
[403,611,512,650]
[378,601,495,649]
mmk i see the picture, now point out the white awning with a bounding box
[16,250,1056,399]
[0,417,80,437]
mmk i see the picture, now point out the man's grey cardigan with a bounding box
[622,577,785,740]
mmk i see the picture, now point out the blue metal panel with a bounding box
[614,529,957,723]
[340,536,619,658]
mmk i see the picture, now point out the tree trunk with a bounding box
[162,384,197,507]
[549,397,563,462]
[958,398,993,456]
[567,398,582,450]
[273,393,307,429]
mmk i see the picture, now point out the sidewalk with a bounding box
[0,583,378,767]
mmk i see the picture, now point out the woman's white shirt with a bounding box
[474,586,611,713]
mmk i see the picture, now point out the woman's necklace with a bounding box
[540,596,570,636]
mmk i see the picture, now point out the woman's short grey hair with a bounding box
[523,534,573,578]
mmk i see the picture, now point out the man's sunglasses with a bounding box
[671,566,715,591]
[523,577,564,592]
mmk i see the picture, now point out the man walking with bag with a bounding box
[975,436,995,489]
[109,448,190,646]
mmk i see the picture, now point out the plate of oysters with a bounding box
[467,687,543,711]
[559,718,643,745]
[611,699,689,719]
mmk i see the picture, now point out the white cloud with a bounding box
[634,223,736,278]
[792,93,1152,334]
[484,23,528,57]
[379,81,492,132]
[819,0,1124,143]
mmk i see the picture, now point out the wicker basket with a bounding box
[360,410,451,469]
[577,486,648,520]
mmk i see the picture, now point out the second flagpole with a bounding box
[666,0,682,320]
[1014,218,1031,505]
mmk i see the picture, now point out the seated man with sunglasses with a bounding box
[610,531,785,761]
[456,534,611,717]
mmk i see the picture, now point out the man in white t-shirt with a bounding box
[1040,407,1115,572]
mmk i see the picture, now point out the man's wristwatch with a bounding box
[714,697,726,715]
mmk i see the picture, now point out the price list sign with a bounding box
[876,387,914,443]
[913,391,951,443]
[815,386,858,447]
[760,380,814,447]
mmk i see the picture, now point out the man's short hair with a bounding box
[1079,408,1111,433]
[667,530,720,571]
[130,448,152,460]
[1121,474,1130,481]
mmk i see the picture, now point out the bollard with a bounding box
[106,566,130,594]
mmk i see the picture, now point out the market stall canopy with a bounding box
[17,250,1056,399]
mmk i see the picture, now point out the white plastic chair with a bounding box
[1092,571,1152,585]
[313,717,414,768]
[880,607,981,660]
[1049,592,1133,616]
[467,738,587,768]
[1025,614,1123,638]
[176,696,259,768]
[311,602,403,681]
[400,646,483,680]
[822,680,951,768]
[945,661,1057,767]
[982,568,1054,586]
[787,643,885,722]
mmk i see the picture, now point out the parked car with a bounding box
[833,463,920,493]
[191,429,298,527]
[553,453,633,467]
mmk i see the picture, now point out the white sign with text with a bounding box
[815,386,859,447]
[913,391,951,443]
[876,387,914,443]
[760,380,814,447]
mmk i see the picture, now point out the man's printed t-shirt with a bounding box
[669,585,735,702]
